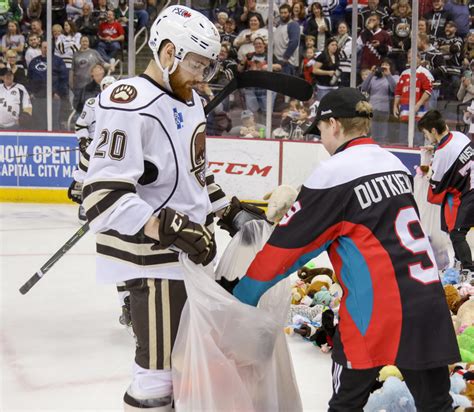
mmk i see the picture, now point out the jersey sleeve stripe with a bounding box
[84,189,136,223]
[83,181,136,199]
[97,243,179,266]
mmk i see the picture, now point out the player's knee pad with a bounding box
[126,362,173,404]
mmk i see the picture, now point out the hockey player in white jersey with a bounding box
[82,6,265,411]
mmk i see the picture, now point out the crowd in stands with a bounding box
[0,0,158,130]
[0,0,472,144]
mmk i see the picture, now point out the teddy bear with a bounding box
[364,376,416,412]
[297,262,334,284]
[445,285,470,315]
[457,326,474,362]
[262,184,298,224]
[455,299,474,334]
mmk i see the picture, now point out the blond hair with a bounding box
[338,101,373,135]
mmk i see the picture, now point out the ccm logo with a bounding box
[208,161,272,177]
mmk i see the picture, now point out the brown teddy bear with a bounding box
[445,285,469,315]
[297,263,334,284]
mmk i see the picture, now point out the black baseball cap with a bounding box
[305,87,372,135]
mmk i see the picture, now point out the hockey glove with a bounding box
[67,179,83,204]
[217,196,268,236]
[154,207,216,266]
[78,137,92,155]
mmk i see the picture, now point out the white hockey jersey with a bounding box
[73,97,96,183]
[83,75,228,283]
[0,82,32,127]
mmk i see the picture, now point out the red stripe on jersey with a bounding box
[444,189,462,232]
[437,133,453,150]
[345,137,377,149]
[427,185,445,204]
[329,224,402,368]
[247,222,343,282]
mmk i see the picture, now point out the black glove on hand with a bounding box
[153,207,216,266]
[78,137,92,155]
[217,196,268,236]
[67,179,83,204]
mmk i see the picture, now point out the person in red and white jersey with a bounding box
[0,69,32,129]
[96,9,124,65]
[418,110,474,283]
[394,51,433,122]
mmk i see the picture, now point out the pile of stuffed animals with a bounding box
[284,261,343,352]
[443,270,474,363]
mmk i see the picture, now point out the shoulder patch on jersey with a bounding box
[86,98,95,106]
[110,84,138,103]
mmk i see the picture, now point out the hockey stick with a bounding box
[18,72,312,295]
[205,71,313,114]
[19,223,90,294]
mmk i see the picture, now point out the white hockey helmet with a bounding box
[148,6,221,88]
[100,75,116,91]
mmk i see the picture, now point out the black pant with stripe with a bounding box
[328,362,454,412]
[125,278,187,371]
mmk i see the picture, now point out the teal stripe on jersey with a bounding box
[336,237,374,336]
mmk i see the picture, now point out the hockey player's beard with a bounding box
[169,70,195,102]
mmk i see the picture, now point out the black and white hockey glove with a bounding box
[153,207,216,266]
[67,179,83,204]
[78,137,92,155]
[217,196,268,237]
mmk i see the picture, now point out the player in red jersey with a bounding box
[234,88,460,411]
[418,110,474,283]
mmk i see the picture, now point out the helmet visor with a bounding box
[179,52,219,82]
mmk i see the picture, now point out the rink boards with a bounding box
[0,132,420,203]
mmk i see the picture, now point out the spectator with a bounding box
[96,9,124,65]
[71,36,109,109]
[0,69,32,129]
[233,14,268,62]
[274,4,300,76]
[360,59,398,142]
[133,0,149,30]
[114,0,149,32]
[215,11,229,34]
[115,0,130,30]
[280,103,311,140]
[0,49,27,85]
[221,17,237,47]
[462,32,474,68]
[313,37,340,100]
[437,20,463,99]
[418,18,435,44]
[304,2,331,53]
[52,0,67,26]
[335,21,352,87]
[393,51,433,144]
[239,36,281,114]
[29,18,45,41]
[211,43,238,87]
[28,41,69,129]
[357,13,392,70]
[0,21,24,56]
[75,3,99,47]
[93,0,110,22]
[301,46,316,85]
[387,0,412,73]
[457,60,474,103]
[236,0,264,33]
[239,109,263,138]
[24,0,44,33]
[24,33,42,67]
[292,1,306,32]
[424,0,454,40]
[54,21,81,69]
[418,33,447,109]
[445,0,470,38]
[360,0,389,30]
[74,63,104,112]
[7,0,23,24]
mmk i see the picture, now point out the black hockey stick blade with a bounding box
[19,223,90,294]
[204,71,313,115]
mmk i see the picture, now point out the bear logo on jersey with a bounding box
[190,122,206,187]
[110,84,138,103]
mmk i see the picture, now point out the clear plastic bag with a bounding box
[172,220,302,412]
[413,173,450,269]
